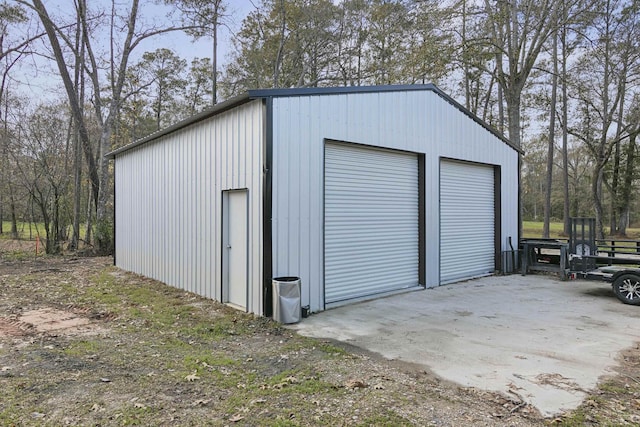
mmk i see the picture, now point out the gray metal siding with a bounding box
[271,90,518,313]
[115,100,265,314]
[324,142,419,304]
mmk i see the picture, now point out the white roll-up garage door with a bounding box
[440,160,495,284]
[324,142,419,305]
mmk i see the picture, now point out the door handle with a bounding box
[226,244,232,249]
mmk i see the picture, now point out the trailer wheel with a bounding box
[612,274,640,306]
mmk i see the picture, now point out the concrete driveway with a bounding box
[292,274,640,416]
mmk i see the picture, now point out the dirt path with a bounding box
[1,250,639,426]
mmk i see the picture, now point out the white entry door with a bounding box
[223,190,248,310]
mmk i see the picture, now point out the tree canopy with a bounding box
[1,0,640,252]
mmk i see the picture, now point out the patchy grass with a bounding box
[0,257,441,426]
[357,412,414,426]
[0,237,39,261]
[556,346,640,426]
[1,255,638,426]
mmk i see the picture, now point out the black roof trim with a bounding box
[106,93,252,158]
[107,84,520,158]
[248,84,438,98]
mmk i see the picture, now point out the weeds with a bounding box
[6,256,636,426]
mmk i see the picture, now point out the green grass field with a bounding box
[0,221,47,239]
[4,220,640,243]
[0,221,90,241]
[523,221,567,238]
[523,220,640,239]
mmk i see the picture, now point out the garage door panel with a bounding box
[325,272,417,302]
[440,160,495,284]
[325,142,419,304]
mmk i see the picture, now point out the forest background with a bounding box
[0,0,638,254]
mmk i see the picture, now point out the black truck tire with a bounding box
[612,273,640,306]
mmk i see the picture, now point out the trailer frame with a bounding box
[568,218,640,306]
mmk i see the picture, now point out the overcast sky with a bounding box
[11,0,255,104]
[156,0,255,65]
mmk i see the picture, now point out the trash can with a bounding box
[272,277,301,324]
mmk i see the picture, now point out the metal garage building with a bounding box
[107,85,520,317]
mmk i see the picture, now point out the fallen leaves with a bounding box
[185,371,200,382]
[5,255,640,427]
[283,375,298,384]
[345,379,367,389]
[228,413,244,422]
[258,374,312,391]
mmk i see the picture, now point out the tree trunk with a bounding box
[70,131,82,250]
[610,139,620,234]
[212,0,220,105]
[30,0,151,255]
[504,84,524,239]
[69,0,85,252]
[273,0,286,86]
[85,189,92,246]
[95,0,144,254]
[609,69,627,235]
[505,86,523,149]
[561,9,570,236]
[592,161,606,239]
[42,210,51,254]
[617,131,637,236]
[594,0,611,239]
[462,0,470,110]
[52,188,62,254]
[543,31,558,238]
[9,188,18,239]
[30,0,100,210]
[95,114,115,253]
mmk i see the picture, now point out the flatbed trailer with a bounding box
[568,218,640,306]
[571,263,640,306]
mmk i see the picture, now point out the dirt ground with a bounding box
[1,242,640,426]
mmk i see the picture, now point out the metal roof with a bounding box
[106,84,520,158]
